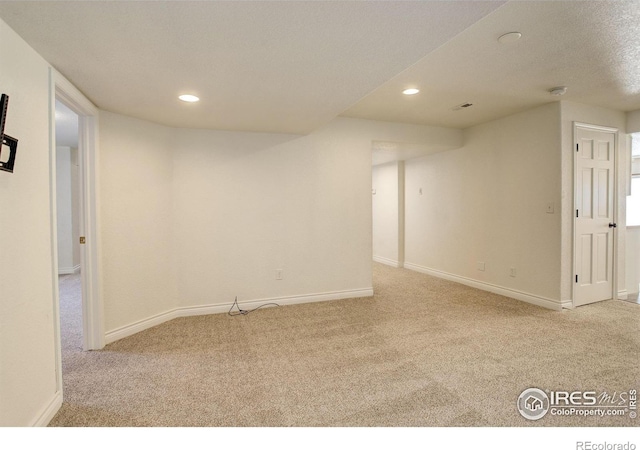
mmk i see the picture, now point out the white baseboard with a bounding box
[105,308,179,344]
[373,255,403,268]
[105,287,374,345]
[617,290,629,300]
[403,262,563,311]
[560,299,574,310]
[58,264,80,275]
[31,390,62,427]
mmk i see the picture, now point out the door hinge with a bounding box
[80,236,86,244]
[575,275,578,283]
[576,209,579,218]
[576,143,579,152]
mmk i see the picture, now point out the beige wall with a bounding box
[55,146,80,273]
[404,102,563,305]
[402,101,629,307]
[627,109,640,134]
[70,147,80,268]
[626,226,640,296]
[170,122,372,308]
[0,18,59,426]
[99,112,460,333]
[99,112,177,332]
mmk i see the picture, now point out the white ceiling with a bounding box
[343,1,640,129]
[1,1,639,136]
[0,1,503,134]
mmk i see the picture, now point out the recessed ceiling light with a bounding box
[498,32,522,44]
[402,88,420,95]
[549,86,567,96]
[178,94,200,103]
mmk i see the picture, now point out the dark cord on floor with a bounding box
[228,296,280,316]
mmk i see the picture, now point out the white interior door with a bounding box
[574,126,616,307]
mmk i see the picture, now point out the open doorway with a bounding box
[50,71,104,403]
[50,69,104,371]
[625,133,640,304]
[372,159,404,269]
[371,140,434,270]
[55,100,83,355]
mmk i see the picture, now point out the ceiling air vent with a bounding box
[452,102,473,111]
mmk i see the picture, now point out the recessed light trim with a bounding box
[179,94,200,103]
[402,88,420,95]
[498,32,522,44]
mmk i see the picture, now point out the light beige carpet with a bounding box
[50,264,639,427]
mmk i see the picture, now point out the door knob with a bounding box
[608,223,617,228]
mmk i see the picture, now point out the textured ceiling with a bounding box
[0,1,503,134]
[2,1,639,134]
[342,1,640,129]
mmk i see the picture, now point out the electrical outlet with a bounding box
[510,268,517,277]
[546,202,555,214]
[275,269,283,280]
[477,262,485,272]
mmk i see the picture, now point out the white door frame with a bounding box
[572,121,619,307]
[49,66,104,376]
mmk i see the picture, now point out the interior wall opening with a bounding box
[625,133,640,303]
[54,99,83,362]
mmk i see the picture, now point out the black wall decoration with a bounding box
[0,93,18,173]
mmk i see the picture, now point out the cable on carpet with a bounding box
[228,296,280,316]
